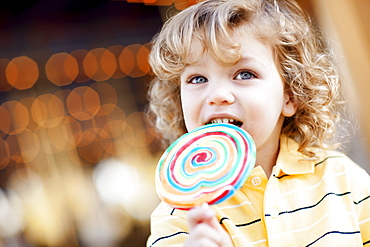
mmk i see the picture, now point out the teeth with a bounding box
[210,118,235,124]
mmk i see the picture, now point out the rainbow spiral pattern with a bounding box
[155,123,256,209]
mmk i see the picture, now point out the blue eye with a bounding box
[188,76,208,84]
[235,71,255,80]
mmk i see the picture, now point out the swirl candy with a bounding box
[155,123,256,209]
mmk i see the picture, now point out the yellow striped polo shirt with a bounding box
[147,135,370,247]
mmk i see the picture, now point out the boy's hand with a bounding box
[185,204,233,247]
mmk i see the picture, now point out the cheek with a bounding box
[245,91,285,128]
[180,90,194,131]
[180,89,207,133]
[180,89,189,115]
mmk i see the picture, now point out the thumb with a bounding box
[188,203,215,231]
[201,204,234,247]
[187,204,234,247]
[200,203,221,228]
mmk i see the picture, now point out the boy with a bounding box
[147,0,370,246]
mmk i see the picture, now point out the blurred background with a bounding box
[0,0,368,246]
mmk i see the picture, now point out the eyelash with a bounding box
[186,70,257,84]
[187,75,208,84]
[234,70,257,80]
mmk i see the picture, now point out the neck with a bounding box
[255,140,280,178]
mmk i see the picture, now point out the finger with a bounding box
[204,219,233,247]
[206,216,234,247]
[193,204,224,232]
[187,204,234,246]
[188,204,215,231]
[186,221,222,247]
[188,206,233,246]
[195,206,234,247]
[185,234,219,247]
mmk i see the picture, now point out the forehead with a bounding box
[184,28,275,68]
[233,30,274,60]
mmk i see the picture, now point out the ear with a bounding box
[282,95,297,117]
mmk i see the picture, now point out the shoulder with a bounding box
[278,136,370,190]
[314,149,370,195]
[315,149,368,178]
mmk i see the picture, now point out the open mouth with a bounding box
[207,118,243,127]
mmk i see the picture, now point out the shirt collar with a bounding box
[273,135,316,177]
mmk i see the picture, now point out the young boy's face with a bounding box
[180,30,296,159]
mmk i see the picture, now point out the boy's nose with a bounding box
[206,83,235,105]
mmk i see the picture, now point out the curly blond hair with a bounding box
[147,0,344,157]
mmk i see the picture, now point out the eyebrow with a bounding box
[238,55,268,70]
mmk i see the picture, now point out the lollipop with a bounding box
[155,123,256,209]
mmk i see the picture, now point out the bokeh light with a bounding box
[83,48,117,81]
[93,159,159,220]
[0,43,152,93]
[124,111,155,147]
[5,135,23,163]
[77,137,112,164]
[100,49,117,80]
[0,1,187,246]
[0,190,24,239]
[0,21,160,247]
[16,130,40,163]
[90,82,117,116]
[0,138,10,169]
[0,103,12,135]
[66,86,101,121]
[94,159,142,205]
[31,94,66,129]
[70,49,91,83]
[122,0,197,9]
[118,45,135,77]
[0,101,29,135]
[136,44,151,75]
[47,124,75,152]
[19,97,40,132]
[46,52,78,86]
[0,58,11,92]
[108,45,126,79]
[6,56,39,90]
